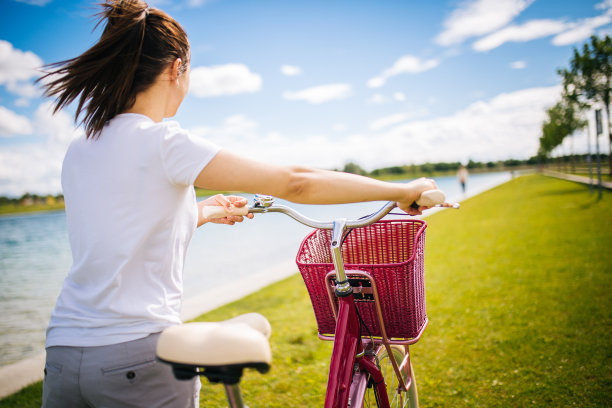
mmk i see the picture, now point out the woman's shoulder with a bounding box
[106,114,186,138]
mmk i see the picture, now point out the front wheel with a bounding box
[362,345,418,408]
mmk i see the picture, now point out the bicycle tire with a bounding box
[361,345,418,408]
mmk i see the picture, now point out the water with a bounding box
[0,172,511,366]
[0,212,72,366]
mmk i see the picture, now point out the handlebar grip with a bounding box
[201,205,249,219]
[415,189,446,207]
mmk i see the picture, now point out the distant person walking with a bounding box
[457,165,468,194]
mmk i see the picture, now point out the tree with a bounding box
[538,99,586,157]
[342,162,367,175]
[559,35,612,170]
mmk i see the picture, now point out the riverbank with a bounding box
[2,173,609,407]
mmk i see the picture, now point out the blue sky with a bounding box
[1,0,611,196]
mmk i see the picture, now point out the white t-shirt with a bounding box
[46,113,220,348]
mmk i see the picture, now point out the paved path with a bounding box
[543,170,612,190]
[0,353,45,399]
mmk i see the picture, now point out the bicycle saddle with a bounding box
[156,313,272,384]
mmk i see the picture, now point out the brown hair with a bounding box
[38,0,190,139]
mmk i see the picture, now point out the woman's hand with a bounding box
[197,194,254,227]
[397,178,438,216]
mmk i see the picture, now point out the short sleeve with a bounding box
[159,121,221,186]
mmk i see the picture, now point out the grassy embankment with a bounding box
[1,174,610,407]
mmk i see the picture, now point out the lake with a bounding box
[0,172,512,366]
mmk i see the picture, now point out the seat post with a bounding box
[224,383,246,408]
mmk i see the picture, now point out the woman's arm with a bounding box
[194,150,437,214]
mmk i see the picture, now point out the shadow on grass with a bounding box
[539,185,605,209]
[539,185,592,196]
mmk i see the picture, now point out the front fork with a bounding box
[324,294,361,407]
[324,294,392,408]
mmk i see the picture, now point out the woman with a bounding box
[39,1,437,407]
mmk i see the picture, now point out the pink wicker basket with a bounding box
[296,219,427,341]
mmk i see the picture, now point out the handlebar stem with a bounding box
[331,219,352,296]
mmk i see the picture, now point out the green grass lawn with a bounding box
[418,174,611,407]
[1,174,610,407]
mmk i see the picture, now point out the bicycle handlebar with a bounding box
[200,189,456,291]
[200,189,457,226]
[248,199,398,230]
[247,189,454,229]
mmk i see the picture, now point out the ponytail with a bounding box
[38,0,190,139]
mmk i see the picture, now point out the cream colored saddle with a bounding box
[156,313,272,384]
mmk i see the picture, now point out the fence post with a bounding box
[595,109,603,199]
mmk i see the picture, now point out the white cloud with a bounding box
[33,101,81,145]
[435,0,534,46]
[332,123,347,132]
[6,81,39,98]
[0,40,43,84]
[0,106,33,136]
[0,40,43,105]
[280,65,302,76]
[596,0,612,12]
[393,92,406,102]
[6,81,41,107]
[366,94,387,105]
[552,15,612,46]
[187,0,214,7]
[369,109,429,131]
[193,114,258,140]
[193,117,351,169]
[361,86,561,166]
[188,86,560,174]
[189,64,262,97]
[369,113,413,131]
[13,0,52,6]
[473,19,568,52]
[511,60,527,69]
[367,55,439,88]
[0,102,81,196]
[283,83,352,104]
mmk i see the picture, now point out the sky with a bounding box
[1,0,611,197]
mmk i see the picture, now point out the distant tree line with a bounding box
[5,153,609,204]
[340,157,549,177]
[0,193,64,206]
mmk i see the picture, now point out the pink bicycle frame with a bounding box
[325,292,391,407]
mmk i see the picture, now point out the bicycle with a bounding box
[156,190,457,407]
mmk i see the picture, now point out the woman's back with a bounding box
[47,113,219,348]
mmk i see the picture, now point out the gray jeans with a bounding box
[42,333,200,408]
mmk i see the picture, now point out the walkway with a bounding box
[543,170,612,190]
